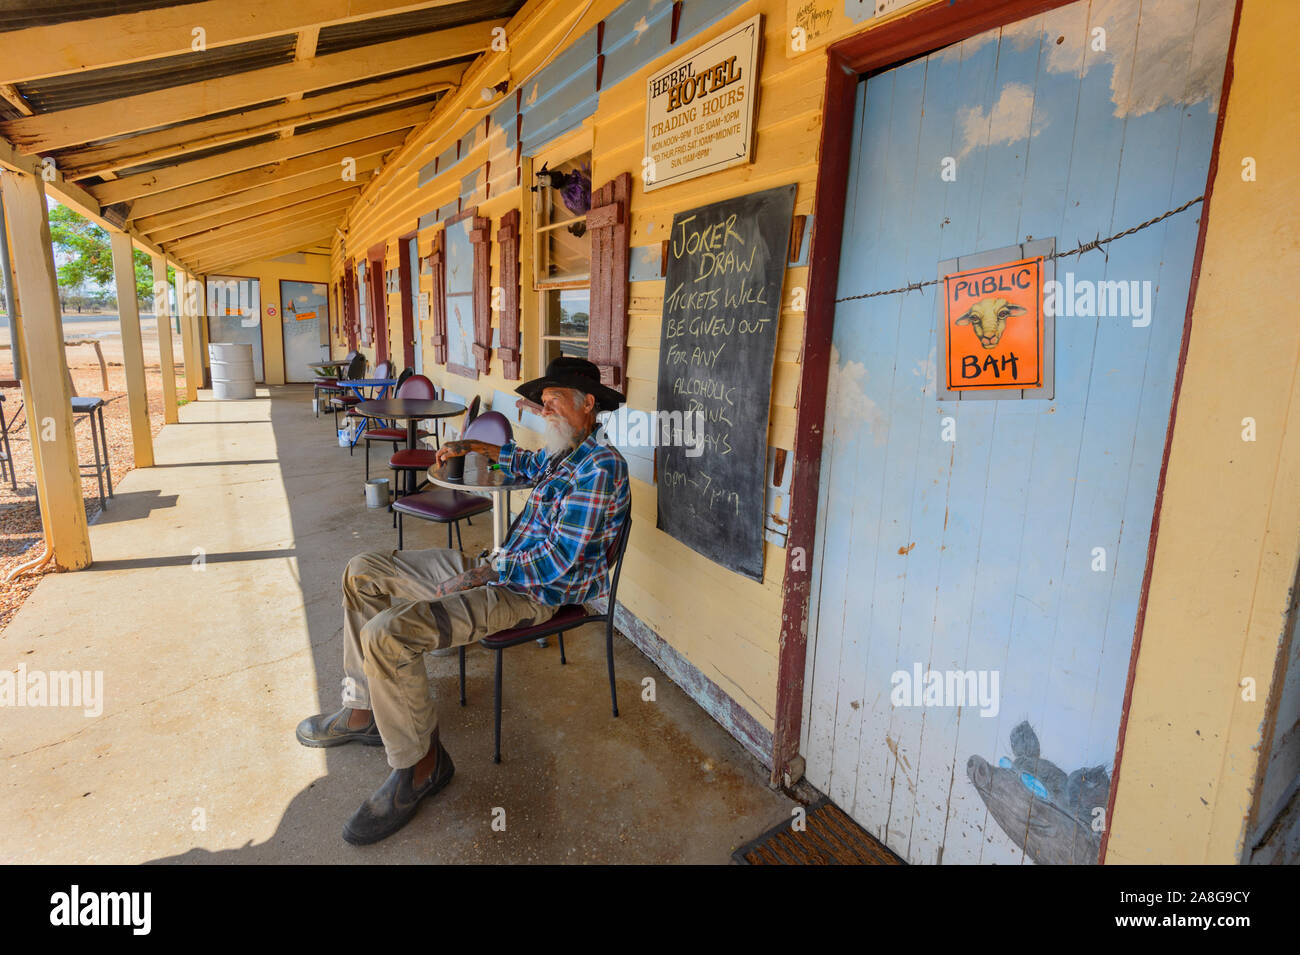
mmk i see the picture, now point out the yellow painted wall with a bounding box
[1105,0,1300,864]
[218,254,332,384]
[334,0,825,732]
[327,0,1300,862]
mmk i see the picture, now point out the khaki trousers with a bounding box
[340,547,557,768]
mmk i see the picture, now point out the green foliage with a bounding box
[47,202,167,308]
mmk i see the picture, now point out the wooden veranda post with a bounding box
[110,230,155,467]
[174,268,198,402]
[0,169,91,569]
[151,254,179,424]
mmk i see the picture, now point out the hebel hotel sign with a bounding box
[644,14,761,192]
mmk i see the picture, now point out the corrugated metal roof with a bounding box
[0,0,195,33]
[292,92,443,135]
[113,132,282,178]
[314,0,524,56]
[15,34,297,112]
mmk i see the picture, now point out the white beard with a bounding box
[543,417,581,457]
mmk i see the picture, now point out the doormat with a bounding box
[732,798,904,865]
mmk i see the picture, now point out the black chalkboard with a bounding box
[654,183,796,581]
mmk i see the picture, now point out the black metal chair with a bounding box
[391,411,510,547]
[0,393,17,492]
[458,516,632,763]
[71,396,112,509]
[314,350,359,418]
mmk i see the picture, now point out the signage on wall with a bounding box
[265,304,278,318]
[643,14,762,193]
[786,0,911,54]
[942,256,1044,392]
[417,292,430,323]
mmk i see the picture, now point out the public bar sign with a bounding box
[942,256,1043,391]
[644,14,762,193]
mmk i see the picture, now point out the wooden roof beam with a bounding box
[0,133,198,273]
[144,180,364,244]
[281,27,322,139]
[90,104,430,206]
[0,0,476,85]
[195,230,338,272]
[59,69,448,181]
[123,131,404,220]
[131,154,383,234]
[166,203,353,259]
[153,187,361,247]
[1,22,498,153]
[184,219,344,268]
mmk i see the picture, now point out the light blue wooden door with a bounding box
[802,0,1232,864]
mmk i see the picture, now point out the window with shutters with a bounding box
[533,150,592,366]
[442,207,491,378]
[355,260,370,345]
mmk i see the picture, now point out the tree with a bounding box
[47,202,167,308]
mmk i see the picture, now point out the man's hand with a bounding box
[426,562,497,599]
[435,439,502,467]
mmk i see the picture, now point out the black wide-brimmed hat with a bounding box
[515,356,626,412]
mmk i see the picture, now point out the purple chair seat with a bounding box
[389,448,439,469]
[480,605,589,648]
[364,427,429,441]
[391,488,491,522]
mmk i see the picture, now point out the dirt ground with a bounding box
[0,320,185,633]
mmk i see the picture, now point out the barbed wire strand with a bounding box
[833,195,1204,304]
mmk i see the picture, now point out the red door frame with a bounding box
[770,0,1241,868]
[397,230,418,371]
[367,241,388,365]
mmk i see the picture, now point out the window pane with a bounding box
[535,152,592,284]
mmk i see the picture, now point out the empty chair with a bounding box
[334,359,394,447]
[391,411,512,550]
[315,351,363,418]
[362,373,435,481]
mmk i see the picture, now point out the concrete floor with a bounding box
[0,385,794,863]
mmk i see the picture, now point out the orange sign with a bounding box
[295,310,317,322]
[943,256,1042,390]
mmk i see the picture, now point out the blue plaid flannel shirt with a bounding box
[489,431,630,607]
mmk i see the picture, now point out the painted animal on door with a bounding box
[954,297,1026,348]
[966,721,1110,864]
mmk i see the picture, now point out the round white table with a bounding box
[426,454,536,555]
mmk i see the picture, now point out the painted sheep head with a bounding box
[954,297,1027,349]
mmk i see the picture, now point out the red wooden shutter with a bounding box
[368,244,388,363]
[429,230,447,364]
[343,261,358,350]
[496,209,521,380]
[469,215,491,375]
[588,172,631,389]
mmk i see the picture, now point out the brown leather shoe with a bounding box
[295,707,384,748]
[342,739,455,845]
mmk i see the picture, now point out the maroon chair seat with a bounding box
[393,488,491,521]
[389,448,439,468]
[480,605,587,648]
[313,376,338,387]
[362,373,438,481]
[458,517,633,763]
[390,411,510,546]
[391,488,490,548]
[363,426,430,442]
